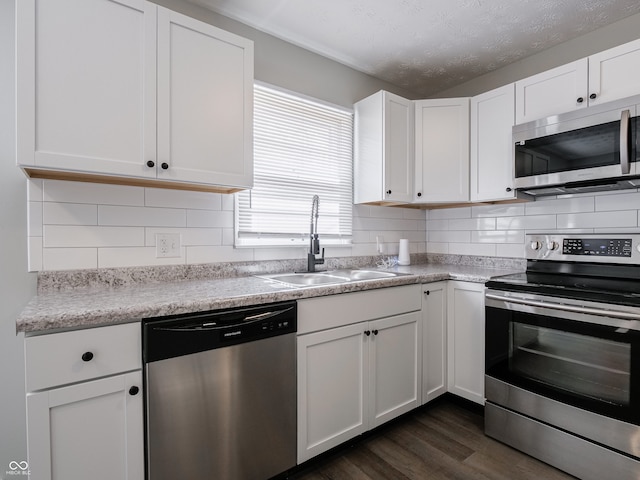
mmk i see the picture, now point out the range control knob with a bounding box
[530,241,543,251]
[547,241,559,251]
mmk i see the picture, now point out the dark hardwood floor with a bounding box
[290,397,576,480]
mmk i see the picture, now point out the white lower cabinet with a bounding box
[24,323,143,480]
[421,282,448,404]
[296,286,421,463]
[446,281,486,405]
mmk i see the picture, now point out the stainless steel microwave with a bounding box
[513,94,640,197]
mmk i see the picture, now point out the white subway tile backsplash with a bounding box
[496,215,556,230]
[186,245,254,264]
[98,247,185,268]
[428,230,471,243]
[145,188,222,210]
[44,225,145,248]
[186,210,234,228]
[43,203,97,226]
[426,219,449,231]
[43,180,144,206]
[428,206,472,220]
[471,230,525,244]
[221,194,235,211]
[43,248,98,271]
[556,210,637,229]
[144,228,222,247]
[449,218,495,231]
[496,243,526,258]
[222,228,235,246]
[253,247,307,261]
[449,243,496,256]
[525,196,594,215]
[27,179,43,202]
[595,191,640,212]
[426,242,448,254]
[471,204,525,218]
[98,205,186,227]
[369,206,409,219]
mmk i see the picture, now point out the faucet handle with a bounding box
[313,235,321,255]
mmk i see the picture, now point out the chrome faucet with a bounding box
[307,195,325,272]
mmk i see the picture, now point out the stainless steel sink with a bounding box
[257,269,400,287]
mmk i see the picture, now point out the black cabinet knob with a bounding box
[81,352,94,362]
[386,190,392,195]
[417,192,422,197]
[372,329,379,336]
[506,187,512,192]
[364,330,371,336]
[161,162,169,170]
[146,160,155,168]
[129,386,140,396]
[589,93,597,100]
[576,97,584,103]
[424,290,430,295]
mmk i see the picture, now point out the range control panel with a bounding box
[526,233,640,264]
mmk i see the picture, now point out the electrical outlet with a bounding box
[156,233,181,258]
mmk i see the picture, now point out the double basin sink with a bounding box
[258,269,401,288]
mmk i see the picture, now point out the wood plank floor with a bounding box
[290,397,576,480]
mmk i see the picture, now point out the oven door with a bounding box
[485,290,640,426]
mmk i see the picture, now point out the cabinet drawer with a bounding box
[298,284,421,334]
[25,322,141,392]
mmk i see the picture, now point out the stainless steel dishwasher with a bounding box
[142,301,297,480]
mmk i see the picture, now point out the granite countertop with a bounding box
[16,263,522,334]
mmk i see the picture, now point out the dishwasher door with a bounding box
[144,302,297,480]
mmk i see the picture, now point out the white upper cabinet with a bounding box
[354,90,414,204]
[414,98,470,203]
[588,38,640,107]
[516,38,640,124]
[515,59,588,124]
[470,84,516,202]
[16,0,253,193]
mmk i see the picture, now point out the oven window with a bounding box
[509,323,631,406]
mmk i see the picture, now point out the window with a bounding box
[235,83,353,247]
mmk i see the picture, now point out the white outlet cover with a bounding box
[156,233,182,258]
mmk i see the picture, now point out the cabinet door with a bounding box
[26,371,143,480]
[297,323,368,463]
[369,312,420,428]
[16,0,157,178]
[383,92,415,203]
[470,84,516,202]
[414,98,470,203]
[588,39,640,107]
[421,282,447,404]
[515,59,588,124]
[447,281,485,405]
[157,7,253,188]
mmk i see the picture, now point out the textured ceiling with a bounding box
[188,0,640,97]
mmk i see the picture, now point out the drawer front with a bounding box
[25,322,141,392]
[298,284,421,335]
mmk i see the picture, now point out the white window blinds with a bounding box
[236,84,353,247]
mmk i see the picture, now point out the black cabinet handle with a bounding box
[364,330,371,336]
[417,192,422,197]
[386,190,392,195]
[146,160,155,168]
[81,352,94,362]
[589,93,597,100]
[372,329,379,336]
[506,187,512,192]
[129,386,140,396]
[161,162,169,170]
[576,97,584,103]
[424,290,430,295]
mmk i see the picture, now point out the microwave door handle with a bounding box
[620,109,631,174]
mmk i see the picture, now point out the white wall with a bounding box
[27,179,426,271]
[0,0,37,475]
[426,191,640,257]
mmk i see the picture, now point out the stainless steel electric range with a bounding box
[485,233,640,480]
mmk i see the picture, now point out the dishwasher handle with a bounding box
[155,306,295,332]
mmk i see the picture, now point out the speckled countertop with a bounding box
[16,259,523,334]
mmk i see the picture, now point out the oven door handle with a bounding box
[485,293,640,321]
[620,109,631,175]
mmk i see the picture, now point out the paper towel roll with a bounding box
[398,239,410,265]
